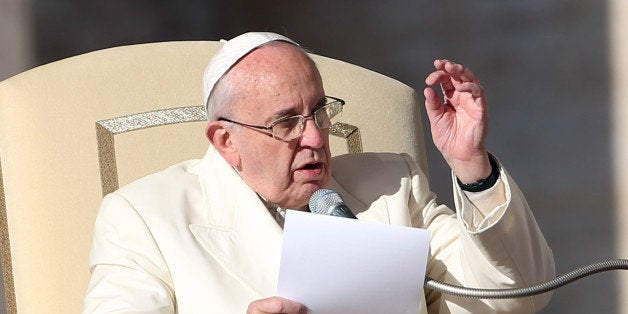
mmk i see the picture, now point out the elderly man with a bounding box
[83,32,555,313]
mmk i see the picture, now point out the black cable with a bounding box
[424,258,628,299]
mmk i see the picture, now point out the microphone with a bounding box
[308,189,357,219]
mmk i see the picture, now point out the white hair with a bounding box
[206,71,236,122]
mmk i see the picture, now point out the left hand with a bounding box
[424,59,491,183]
[247,296,307,314]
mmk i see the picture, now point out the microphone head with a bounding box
[309,189,345,215]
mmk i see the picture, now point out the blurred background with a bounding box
[1,0,627,313]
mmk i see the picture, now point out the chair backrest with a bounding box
[0,41,427,313]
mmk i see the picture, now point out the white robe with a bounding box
[84,146,555,313]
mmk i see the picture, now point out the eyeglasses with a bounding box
[218,96,345,141]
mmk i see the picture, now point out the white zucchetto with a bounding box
[202,32,299,115]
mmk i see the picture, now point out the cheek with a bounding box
[241,143,295,184]
[269,149,297,181]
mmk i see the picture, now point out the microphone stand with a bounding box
[424,258,628,299]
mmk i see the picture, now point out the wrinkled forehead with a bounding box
[230,45,324,110]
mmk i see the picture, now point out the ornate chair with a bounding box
[0,40,426,313]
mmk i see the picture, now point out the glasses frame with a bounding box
[218,96,345,141]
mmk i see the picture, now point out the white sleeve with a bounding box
[403,153,555,313]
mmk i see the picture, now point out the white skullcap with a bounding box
[202,32,299,113]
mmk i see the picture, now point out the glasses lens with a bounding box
[272,116,303,140]
[315,101,343,128]
[326,100,343,119]
[270,98,343,141]
[314,107,332,129]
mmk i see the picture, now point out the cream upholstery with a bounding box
[0,41,427,313]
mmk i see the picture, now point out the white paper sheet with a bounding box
[277,210,430,314]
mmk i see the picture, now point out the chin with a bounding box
[278,178,329,209]
[304,181,327,199]
[289,183,322,207]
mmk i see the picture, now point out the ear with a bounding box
[205,121,241,168]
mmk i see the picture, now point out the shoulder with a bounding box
[116,159,201,196]
[104,159,204,218]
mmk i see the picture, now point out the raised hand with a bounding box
[423,59,491,183]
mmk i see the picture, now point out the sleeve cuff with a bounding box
[453,158,510,233]
[457,153,500,192]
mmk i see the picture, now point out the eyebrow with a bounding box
[267,107,297,123]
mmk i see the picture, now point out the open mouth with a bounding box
[294,160,325,179]
[300,162,322,170]
[297,162,324,175]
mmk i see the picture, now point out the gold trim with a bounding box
[96,106,207,134]
[96,106,208,196]
[330,122,363,154]
[0,160,17,314]
[96,123,118,196]
[95,106,363,196]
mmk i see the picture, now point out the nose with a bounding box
[299,117,325,148]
